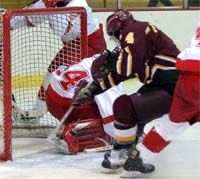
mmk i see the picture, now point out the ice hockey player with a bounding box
[45,47,136,154]
[72,9,181,170]
[121,23,200,178]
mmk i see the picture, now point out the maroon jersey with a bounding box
[100,21,180,90]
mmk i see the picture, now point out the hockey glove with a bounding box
[73,80,99,106]
[91,47,120,82]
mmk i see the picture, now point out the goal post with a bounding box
[0,7,88,160]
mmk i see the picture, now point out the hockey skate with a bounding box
[101,143,133,172]
[11,94,37,124]
[12,97,46,125]
[121,148,155,178]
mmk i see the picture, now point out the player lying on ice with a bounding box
[45,51,118,154]
[8,0,106,123]
[71,8,182,172]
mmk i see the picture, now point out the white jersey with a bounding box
[10,0,99,41]
[49,55,100,99]
[49,56,140,138]
[48,53,129,138]
[95,83,124,138]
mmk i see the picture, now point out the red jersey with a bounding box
[176,26,200,73]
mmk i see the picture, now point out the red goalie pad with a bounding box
[62,118,112,154]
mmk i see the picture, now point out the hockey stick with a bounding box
[84,145,113,153]
[48,80,95,143]
[48,105,75,141]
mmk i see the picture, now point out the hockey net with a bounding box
[0,7,88,160]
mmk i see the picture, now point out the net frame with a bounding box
[0,7,88,161]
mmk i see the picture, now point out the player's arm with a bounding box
[44,0,81,41]
[10,0,46,29]
[115,28,148,79]
[91,47,120,82]
[72,80,102,106]
[72,48,120,106]
[10,0,68,29]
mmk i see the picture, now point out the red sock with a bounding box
[143,127,170,153]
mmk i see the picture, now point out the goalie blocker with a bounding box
[62,118,112,154]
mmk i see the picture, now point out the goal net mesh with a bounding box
[0,7,88,160]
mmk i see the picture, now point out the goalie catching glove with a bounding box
[60,118,112,154]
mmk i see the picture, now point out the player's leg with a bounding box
[121,113,190,177]
[59,118,112,154]
[101,86,172,171]
[45,84,110,154]
[121,73,199,177]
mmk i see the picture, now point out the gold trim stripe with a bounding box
[115,134,137,143]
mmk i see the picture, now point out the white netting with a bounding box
[1,8,87,142]
[11,22,62,130]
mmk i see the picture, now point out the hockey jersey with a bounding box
[176,24,200,73]
[49,55,97,99]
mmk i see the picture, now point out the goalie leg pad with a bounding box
[62,118,112,154]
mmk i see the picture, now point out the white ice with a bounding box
[0,121,200,179]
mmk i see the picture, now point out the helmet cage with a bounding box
[106,9,133,37]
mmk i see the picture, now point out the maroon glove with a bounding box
[91,48,119,82]
[91,50,110,82]
[73,80,98,106]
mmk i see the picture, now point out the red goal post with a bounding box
[0,7,88,160]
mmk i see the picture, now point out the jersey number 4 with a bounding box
[59,70,88,91]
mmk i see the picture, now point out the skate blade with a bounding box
[120,170,145,178]
[100,167,122,174]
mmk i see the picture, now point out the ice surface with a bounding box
[0,123,200,179]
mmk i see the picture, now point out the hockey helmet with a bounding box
[43,0,70,8]
[106,9,134,37]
